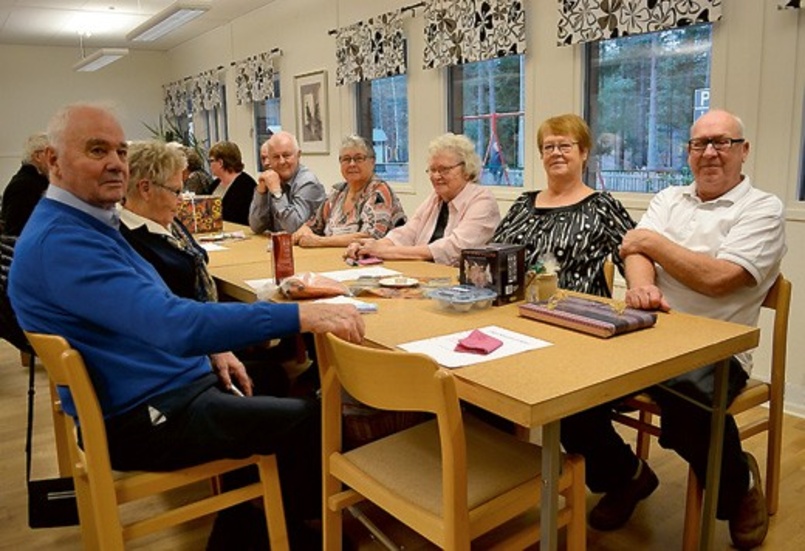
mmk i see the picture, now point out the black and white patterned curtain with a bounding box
[163,81,188,117]
[778,1,801,8]
[557,0,723,46]
[190,70,223,112]
[234,52,278,104]
[423,0,526,70]
[335,10,405,86]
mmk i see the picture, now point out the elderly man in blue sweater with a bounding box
[8,103,364,547]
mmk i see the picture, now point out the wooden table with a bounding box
[208,246,759,551]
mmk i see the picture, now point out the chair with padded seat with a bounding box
[316,332,587,551]
[25,331,290,551]
[612,273,791,550]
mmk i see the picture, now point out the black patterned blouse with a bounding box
[493,191,635,297]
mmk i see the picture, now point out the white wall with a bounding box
[1,0,803,415]
[0,45,168,190]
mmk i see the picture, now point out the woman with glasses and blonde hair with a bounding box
[493,114,635,297]
[345,132,500,266]
[292,135,406,247]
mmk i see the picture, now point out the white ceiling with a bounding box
[0,1,275,51]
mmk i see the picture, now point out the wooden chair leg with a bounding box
[564,455,587,551]
[682,468,702,551]
[48,380,73,477]
[767,405,783,515]
[635,410,653,460]
[258,455,289,551]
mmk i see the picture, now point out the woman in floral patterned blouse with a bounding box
[292,135,406,247]
[493,114,635,297]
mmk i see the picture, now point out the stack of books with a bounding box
[519,296,658,338]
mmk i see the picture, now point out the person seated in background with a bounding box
[208,141,256,225]
[292,135,406,248]
[9,103,365,548]
[344,132,500,266]
[1,132,50,236]
[493,114,635,297]
[562,109,785,548]
[183,147,214,195]
[249,131,326,234]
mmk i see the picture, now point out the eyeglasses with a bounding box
[541,142,578,155]
[208,158,220,164]
[339,154,371,165]
[425,162,465,177]
[269,152,297,164]
[151,182,182,197]
[688,137,745,152]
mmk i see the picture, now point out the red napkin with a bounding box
[454,329,503,355]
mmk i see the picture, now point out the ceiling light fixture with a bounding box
[73,48,130,72]
[126,1,211,42]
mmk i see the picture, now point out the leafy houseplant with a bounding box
[143,116,206,164]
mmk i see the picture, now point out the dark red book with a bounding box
[518,296,657,338]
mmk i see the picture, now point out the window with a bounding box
[448,55,525,187]
[357,74,409,182]
[194,85,228,154]
[586,25,712,193]
[254,72,282,171]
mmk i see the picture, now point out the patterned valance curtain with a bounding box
[423,0,526,70]
[335,10,405,86]
[778,1,801,8]
[163,81,188,117]
[557,0,723,46]
[234,52,278,104]
[190,70,223,112]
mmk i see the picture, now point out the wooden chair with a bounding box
[612,273,791,550]
[317,332,587,550]
[24,331,289,551]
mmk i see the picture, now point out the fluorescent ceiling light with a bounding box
[126,1,210,42]
[73,48,129,72]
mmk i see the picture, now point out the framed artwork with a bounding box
[294,70,329,154]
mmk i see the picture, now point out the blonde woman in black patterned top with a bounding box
[493,114,634,297]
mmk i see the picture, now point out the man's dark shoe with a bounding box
[589,459,659,531]
[729,453,769,549]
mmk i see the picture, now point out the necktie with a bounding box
[429,201,450,243]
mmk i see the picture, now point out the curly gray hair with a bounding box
[427,133,482,181]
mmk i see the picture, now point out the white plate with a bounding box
[378,276,419,288]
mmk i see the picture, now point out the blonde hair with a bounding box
[127,140,187,196]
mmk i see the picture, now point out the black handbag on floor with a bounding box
[25,352,79,528]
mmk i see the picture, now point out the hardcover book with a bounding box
[518,296,657,338]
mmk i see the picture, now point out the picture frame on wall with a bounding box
[294,70,329,154]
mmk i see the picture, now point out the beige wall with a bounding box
[1,0,803,414]
[0,45,167,187]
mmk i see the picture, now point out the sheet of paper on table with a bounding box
[319,266,401,282]
[200,243,228,252]
[314,295,378,313]
[398,325,552,369]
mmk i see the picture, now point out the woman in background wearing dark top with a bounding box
[183,147,214,195]
[120,140,288,396]
[208,141,256,225]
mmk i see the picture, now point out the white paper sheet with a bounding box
[319,266,401,282]
[314,295,378,313]
[398,325,552,369]
[201,243,228,252]
[245,278,274,290]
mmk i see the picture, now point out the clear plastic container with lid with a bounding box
[427,285,498,312]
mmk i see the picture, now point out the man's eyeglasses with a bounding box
[688,137,745,152]
[152,182,182,197]
[541,142,578,155]
[339,154,371,165]
[269,152,297,164]
[425,162,465,177]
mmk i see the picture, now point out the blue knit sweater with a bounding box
[9,198,300,418]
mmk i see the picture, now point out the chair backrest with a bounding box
[0,234,31,352]
[24,332,122,525]
[603,258,615,296]
[762,274,791,400]
[319,333,469,515]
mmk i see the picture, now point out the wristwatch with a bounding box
[270,189,283,200]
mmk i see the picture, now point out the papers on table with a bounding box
[398,325,552,369]
[319,266,401,282]
[245,278,275,291]
[200,242,229,252]
[314,295,378,313]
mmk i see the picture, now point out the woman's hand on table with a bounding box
[292,224,314,245]
[210,351,254,396]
